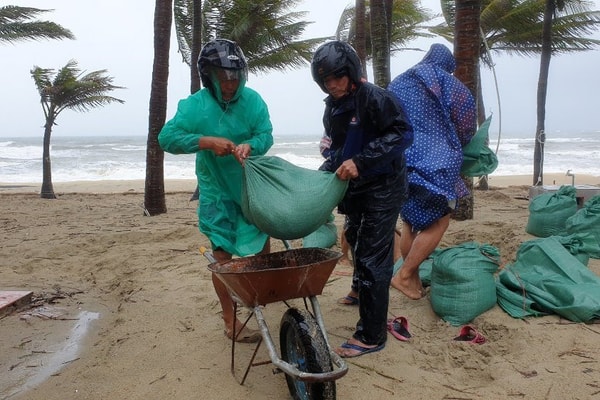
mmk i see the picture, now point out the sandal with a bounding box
[335,341,385,358]
[453,325,486,344]
[387,316,411,341]
[337,295,359,306]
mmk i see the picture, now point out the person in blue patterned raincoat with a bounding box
[159,39,273,343]
[388,43,476,300]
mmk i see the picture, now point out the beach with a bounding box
[1,175,600,400]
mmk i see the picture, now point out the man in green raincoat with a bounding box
[159,39,273,343]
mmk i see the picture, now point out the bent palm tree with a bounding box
[31,61,125,199]
[0,5,74,43]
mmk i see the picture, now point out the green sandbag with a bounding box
[461,116,498,177]
[496,236,600,322]
[526,185,577,237]
[430,242,501,326]
[303,213,338,248]
[566,194,600,258]
[241,156,348,240]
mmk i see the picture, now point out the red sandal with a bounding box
[453,325,486,344]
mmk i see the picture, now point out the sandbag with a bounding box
[241,156,348,240]
[566,194,600,258]
[526,185,577,237]
[430,242,500,326]
[496,236,600,322]
[303,213,338,248]
[461,116,498,177]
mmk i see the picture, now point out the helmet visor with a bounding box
[216,68,242,82]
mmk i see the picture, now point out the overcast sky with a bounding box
[2,0,599,139]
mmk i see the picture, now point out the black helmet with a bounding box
[198,39,248,99]
[311,41,362,93]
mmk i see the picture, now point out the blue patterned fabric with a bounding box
[388,43,476,231]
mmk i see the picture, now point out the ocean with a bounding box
[1,132,599,183]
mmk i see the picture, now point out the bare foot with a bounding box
[224,320,261,343]
[390,274,424,300]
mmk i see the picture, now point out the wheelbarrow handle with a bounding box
[199,246,217,264]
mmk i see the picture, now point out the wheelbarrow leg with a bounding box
[229,301,264,385]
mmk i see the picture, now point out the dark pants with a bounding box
[345,205,399,346]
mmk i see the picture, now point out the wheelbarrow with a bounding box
[200,247,348,400]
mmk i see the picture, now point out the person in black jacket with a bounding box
[311,40,413,358]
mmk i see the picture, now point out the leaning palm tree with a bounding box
[0,5,74,43]
[31,61,125,199]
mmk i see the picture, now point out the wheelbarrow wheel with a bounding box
[280,308,336,400]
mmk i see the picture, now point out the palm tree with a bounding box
[533,0,596,185]
[355,0,368,79]
[453,0,482,220]
[335,0,434,86]
[370,0,391,87]
[31,61,124,199]
[433,0,600,123]
[0,5,74,43]
[173,0,327,74]
[144,0,173,215]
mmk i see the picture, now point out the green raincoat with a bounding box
[159,84,273,256]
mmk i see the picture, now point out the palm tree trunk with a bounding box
[534,0,554,186]
[452,0,481,220]
[190,0,202,93]
[370,0,390,88]
[144,0,172,216]
[40,121,56,199]
[354,0,367,80]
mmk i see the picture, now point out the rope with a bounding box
[480,27,502,155]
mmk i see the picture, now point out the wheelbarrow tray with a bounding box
[208,248,342,308]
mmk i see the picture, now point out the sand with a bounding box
[1,174,600,400]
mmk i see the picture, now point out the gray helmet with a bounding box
[311,41,362,93]
[198,39,248,98]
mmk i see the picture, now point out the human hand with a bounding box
[335,159,358,180]
[208,137,235,157]
[233,143,251,165]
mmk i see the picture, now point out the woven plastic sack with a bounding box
[430,242,500,326]
[526,185,577,237]
[241,156,348,240]
[303,213,338,248]
[461,116,498,177]
[496,236,600,322]
[566,194,600,258]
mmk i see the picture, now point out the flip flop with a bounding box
[337,295,359,306]
[453,325,486,344]
[336,341,385,358]
[224,326,261,343]
[387,316,412,341]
